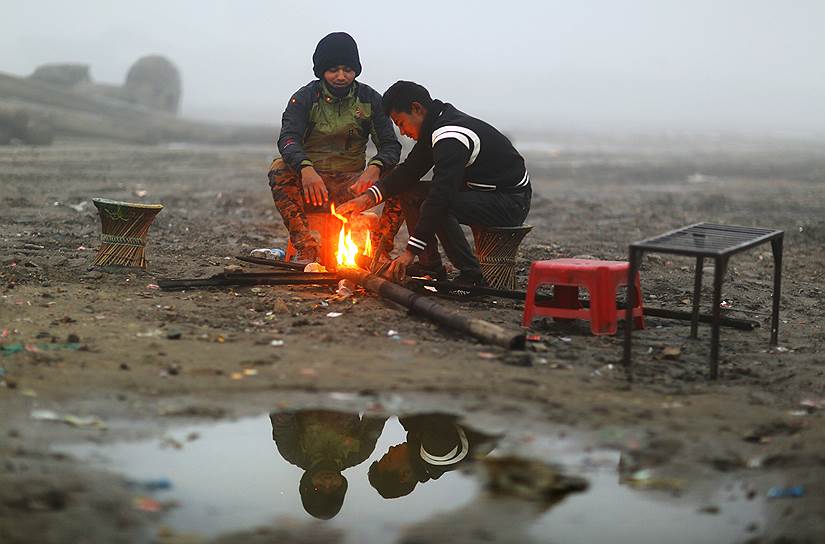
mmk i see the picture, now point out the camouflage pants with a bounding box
[267,158,404,254]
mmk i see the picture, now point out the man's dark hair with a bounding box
[382,81,433,116]
[368,459,418,499]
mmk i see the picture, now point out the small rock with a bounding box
[66,333,80,343]
[662,346,681,360]
[119,363,130,371]
[166,330,182,340]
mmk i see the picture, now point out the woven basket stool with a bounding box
[470,225,533,290]
[91,198,163,269]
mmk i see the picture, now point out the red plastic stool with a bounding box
[522,258,645,335]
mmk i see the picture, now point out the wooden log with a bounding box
[339,268,526,350]
[410,279,759,331]
[158,271,339,291]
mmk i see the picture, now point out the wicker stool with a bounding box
[92,198,163,269]
[470,225,533,290]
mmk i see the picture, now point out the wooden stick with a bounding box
[338,268,526,350]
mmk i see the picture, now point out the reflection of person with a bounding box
[338,81,531,285]
[267,32,402,263]
[270,410,386,519]
[369,414,496,499]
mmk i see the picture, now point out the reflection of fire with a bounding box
[330,203,371,268]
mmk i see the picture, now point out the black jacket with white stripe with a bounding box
[366,100,528,255]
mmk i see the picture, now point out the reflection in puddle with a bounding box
[60,409,763,543]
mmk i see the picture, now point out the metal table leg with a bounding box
[770,234,783,346]
[623,247,642,381]
[709,256,728,379]
[690,256,704,338]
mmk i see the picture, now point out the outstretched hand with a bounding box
[336,193,374,218]
[385,250,416,283]
[350,164,381,194]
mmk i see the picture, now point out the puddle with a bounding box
[59,408,763,543]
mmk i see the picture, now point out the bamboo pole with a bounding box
[338,268,526,350]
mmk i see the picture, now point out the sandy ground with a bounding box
[1,136,825,543]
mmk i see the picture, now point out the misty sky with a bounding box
[2,0,823,135]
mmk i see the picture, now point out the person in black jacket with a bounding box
[337,80,531,284]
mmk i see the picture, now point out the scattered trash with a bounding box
[326,312,343,318]
[304,262,326,272]
[387,330,399,337]
[400,339,417,346]
[31,409,106,429]
[243,368,258,376]
[137,329,164,338]
[133,189,149,198]
[800,399,825,412]
[230,372,244,380]
[559,337,572,343]
[478,352,498,360]
[128,478,173,492]
[133,496,163,512]
[720,300,733,309]
[250,248,285,261]
[336,279,355,297]
[662,346,682,360]
[767,486,805,499]
[1,342,81,356]
[269,339,284,347]
[774,346,789,353]
[526,334,541,342]
[146,283,160,290]
[625,469,685,491]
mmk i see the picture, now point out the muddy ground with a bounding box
[1,135,824,543]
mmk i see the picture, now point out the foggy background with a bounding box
[2,0,823,137]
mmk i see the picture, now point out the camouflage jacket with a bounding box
[277,80,401,174]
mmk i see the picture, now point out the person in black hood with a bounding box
[266,32,403,263]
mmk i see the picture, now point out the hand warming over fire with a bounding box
[385,249,415,282]
[350,164,381,194]
[300,166,328,206]
[336,193,374,218]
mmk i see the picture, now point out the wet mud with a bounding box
[1,136,825,542]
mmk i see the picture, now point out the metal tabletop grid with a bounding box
[631,223,783,257]
[623,222,784,380]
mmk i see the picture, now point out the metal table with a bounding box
[623,223,783,379]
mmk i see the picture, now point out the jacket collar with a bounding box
[421,99,447,143]
[320,80,357,103]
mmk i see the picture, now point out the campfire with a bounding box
[330,203,371,269]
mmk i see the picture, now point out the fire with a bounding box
[330,203,371,268]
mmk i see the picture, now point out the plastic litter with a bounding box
[31,409,106,429]
[250,248,285,261]
[326,312,343,318]
[128,478,173,492]
[304,262,326,272]
[269,339,284,347]
[336,279,355,298]
[767,486,805,499]
[2,342,81,356]
[133,496,162,512]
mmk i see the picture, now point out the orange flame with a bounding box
[330,203,370,268]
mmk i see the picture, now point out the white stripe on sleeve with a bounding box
[432,125,481,166]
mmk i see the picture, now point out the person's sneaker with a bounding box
[452,271,489,288]
[406,262,448,281]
